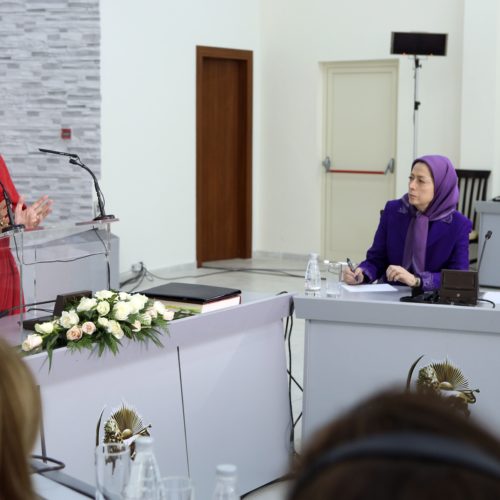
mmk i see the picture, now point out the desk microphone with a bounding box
[477,230,493,275]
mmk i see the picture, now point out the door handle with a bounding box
[322,156,331,172]
[385,158,395,174]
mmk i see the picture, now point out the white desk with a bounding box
[295,289,500,443]
[3,292,293,499]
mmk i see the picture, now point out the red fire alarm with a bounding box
[61,128,72,140]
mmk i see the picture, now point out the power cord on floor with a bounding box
[119,262,305,292]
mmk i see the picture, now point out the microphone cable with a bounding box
[0,299,55,319]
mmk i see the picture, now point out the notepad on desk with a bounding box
[141,282,241,313]
[341,283,398,293]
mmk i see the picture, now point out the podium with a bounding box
[0,219,119,337]
[476,201,500,287]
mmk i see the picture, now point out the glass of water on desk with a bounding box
[95,442,130,500]
[325,260,343,297]
[160,476,195,499]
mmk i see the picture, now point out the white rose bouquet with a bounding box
[21,290,187,368]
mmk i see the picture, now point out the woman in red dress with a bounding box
[0,155,52,313]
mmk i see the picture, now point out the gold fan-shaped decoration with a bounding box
[106,403,150,442]
[96,402,151,447]
[415,357,480,405]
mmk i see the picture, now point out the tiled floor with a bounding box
[124,254,307,500]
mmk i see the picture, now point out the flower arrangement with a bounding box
[21,290,187,367]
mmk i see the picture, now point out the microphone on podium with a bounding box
[39,148,115,221]
[38,148,79,159]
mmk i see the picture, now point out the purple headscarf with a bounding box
[402,155,459,274]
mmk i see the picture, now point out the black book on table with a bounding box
[141,282,241,313]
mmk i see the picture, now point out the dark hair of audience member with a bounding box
[289,389,500,500]
[0,338,41,500]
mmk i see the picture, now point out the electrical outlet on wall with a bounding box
[131,262,144,273]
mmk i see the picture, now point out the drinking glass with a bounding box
[326,261,343,297]
[95,442,131,500]
[159,476,195,500]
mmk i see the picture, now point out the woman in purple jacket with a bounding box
[344,155,471,291]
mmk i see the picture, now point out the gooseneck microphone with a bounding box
[39,148,114,221]
[0,178,24,233]
[38,148,78,159]
[477,230,493,275]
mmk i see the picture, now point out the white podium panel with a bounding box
[170,293,293,498]
[295,291,500,443]
[4,292,294,499]
[27,338,187,484]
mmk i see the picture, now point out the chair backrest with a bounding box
[456,169,490,231]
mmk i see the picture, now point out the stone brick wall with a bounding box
[0,0,100,222]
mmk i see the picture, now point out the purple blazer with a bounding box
[359,199,472,291]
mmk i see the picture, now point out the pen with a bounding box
[346,257,356,273]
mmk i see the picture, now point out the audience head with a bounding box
[0,338,41,500]
[289,389,500,500]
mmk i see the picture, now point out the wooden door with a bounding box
[322,60,398,263]
[196,46,252,267]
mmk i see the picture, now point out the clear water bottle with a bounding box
[304,252,322,295]
[212,464,240,500]
[125,436,162,499]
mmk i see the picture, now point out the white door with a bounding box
[322,60,398,263]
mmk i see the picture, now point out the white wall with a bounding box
[100,0,261,272]
[259,0,465,256]
[101,0,500,272]
[460,0,500,197]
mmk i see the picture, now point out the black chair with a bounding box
[456,169,491,264]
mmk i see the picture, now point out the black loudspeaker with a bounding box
[391,32,448,56]
[439,269,478,306]
[22,290,93,331]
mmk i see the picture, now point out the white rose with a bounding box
[95,290,114,300]
[98,317,109,327]
[77,297,97,312]
[21,334,43,352]
[163,310,175,321]
[118,291,131,301]
[34,321,54,334]
[146,306,158,319]
[66,325,83,341]
[113,301,132,321]
[69,309,79,324]
[107,320,124,339]
[59,310,80,328]
[140,313,152,326]
[81,321,96,335]
[129,294,149,314]
[131,320,142,332]
[153,301,166,315]
[96,301,111,316]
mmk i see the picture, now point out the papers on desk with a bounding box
[481,291,500,304]
[341,283,398,293]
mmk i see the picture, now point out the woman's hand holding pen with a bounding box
[343,259,364,285]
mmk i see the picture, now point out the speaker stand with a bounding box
[412,56,422,159]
